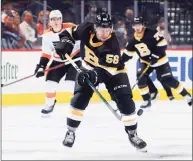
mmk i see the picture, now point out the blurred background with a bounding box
[1,0,193,50]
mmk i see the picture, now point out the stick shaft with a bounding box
[132,63,150,90]
[1,62,66,88]
[65,54,122,120]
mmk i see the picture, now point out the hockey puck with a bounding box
[137,109,143,116]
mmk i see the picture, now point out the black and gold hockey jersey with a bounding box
[59,22,126,75]
[122,27,168,67]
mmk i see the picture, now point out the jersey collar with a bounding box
[89,33,111,47]
[134,28,145,41]
[51,24,63,33]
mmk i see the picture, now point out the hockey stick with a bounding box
[132,63,151,90]
[65,54,122,121]
[1,63,65,88]
[131,63,151,116]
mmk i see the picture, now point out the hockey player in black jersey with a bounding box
[121,17,192,108]
[146,65,174,101]
[54,13,147,151]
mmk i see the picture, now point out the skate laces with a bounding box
[44,105,54,111]
[131,134,143,144]
[141,101,149,106]
[128,130,142,145]
[66,131,75,143]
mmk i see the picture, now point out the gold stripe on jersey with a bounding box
[158,55,167,63]
[151,55,169,67]
[89,34,104,47]
[98,64,127,72]
[123,49,136,57]
[157,39,167,47]
[66,27,73,38]
[82,60,127,75]
[68,25,78,38]
[140,55,169,67]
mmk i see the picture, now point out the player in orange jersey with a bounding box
[34,10,81,116]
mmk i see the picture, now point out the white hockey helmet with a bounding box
[49,10,62,20]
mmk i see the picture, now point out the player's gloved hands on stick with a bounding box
[117,59,125,70]
[149,54,159,65]
[77,70,98,86]
[34,64,46,78]
[55,37,75,60]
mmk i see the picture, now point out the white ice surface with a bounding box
[2,100,192,160]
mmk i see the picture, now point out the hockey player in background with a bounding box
[146,67,174,101]
[121,17,192,108]
[34,10,81,116]
[54,12,147,151]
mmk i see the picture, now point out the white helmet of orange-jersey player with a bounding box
[49,10,62,21]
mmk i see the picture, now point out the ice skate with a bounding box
[140,100,151,109]
[185,94,192,106]
[62,130,76,147]
[150,91,159,100]
[41,100,56,116]
[127,130,147,152]
[168,95,174,101]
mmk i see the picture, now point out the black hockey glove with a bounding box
[117,59,125,70]
[34,64,46,78]
[149,54,159,65]
[54,37,75,60]
[77,70,98,86]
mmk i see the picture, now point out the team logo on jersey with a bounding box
[138,68,141,72]
[114,84,127,90]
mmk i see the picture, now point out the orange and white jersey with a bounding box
[41,23,81,63]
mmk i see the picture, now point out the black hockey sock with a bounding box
[138,86,151,101]
[180,88,189,97]
[147,78,157,94]
[125,124,137,132]
[142,94,151,101]
[67,118,81,131]
[162,83,173,97]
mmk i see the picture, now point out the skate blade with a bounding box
[137,147,148,153]
[188,101,192,106]
[63,141,73,148]
[41,113,52,118]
